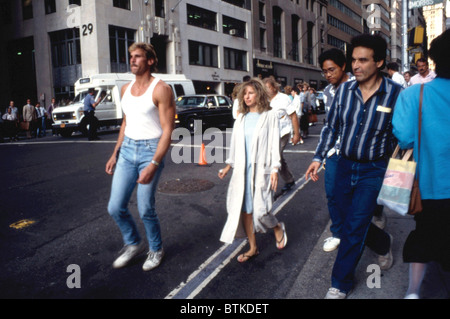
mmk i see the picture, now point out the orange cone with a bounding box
[198,143,208,166]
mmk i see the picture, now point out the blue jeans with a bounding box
[107,136,165,252]
[324,153,342,238]
[331,157,391,293]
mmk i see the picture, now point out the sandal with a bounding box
[237,250,259,263]
[276,222,287,250]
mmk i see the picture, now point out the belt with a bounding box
[341,155,387,164]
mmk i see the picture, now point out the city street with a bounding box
[0,118,330,300]
[1,116,448,305]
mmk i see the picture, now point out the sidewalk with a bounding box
[287,208,450,299]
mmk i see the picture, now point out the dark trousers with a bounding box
[324,153,343,238]
[83,111,98,139]
[331,156,391,293]
[3,120,17,139]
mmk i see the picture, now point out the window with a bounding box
[224,47,247,71]
[50,28,81,67]
[69,0,81,5]
[173,84,185,98]
[22,0,33,20]
[0,1,12,25]
[260,28,266,51]
[187,4,216,31]
[45,0,56,14]
[273,7,283,58]
[222,0,251,10]
[259,2,265,22]
[327,34,347,50]
[223,16,246,38]
[189,40,218,67]
[218,96,230,106]
[155,0,165,18]
[328,14,360,37]
[113,0,130,10]
[109,25,136,72]
[306,21,314,64]
[291,15,300,61]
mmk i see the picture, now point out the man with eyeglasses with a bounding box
[306,34,403,299]
[318,48,353,254]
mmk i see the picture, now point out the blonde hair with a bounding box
[231,83,242,100]
[262,77,281,91]
[128,42,158,73]
[237,78,271,115]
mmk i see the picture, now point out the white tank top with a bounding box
[121,77,162,140]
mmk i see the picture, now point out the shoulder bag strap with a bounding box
[418,84,424,162]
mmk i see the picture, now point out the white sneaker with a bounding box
[324,287,347,299]
[404,293,419,299]
[142,249,164,271]
[378,234,394,270]
[112,242,145,269]
[323,237,340,252]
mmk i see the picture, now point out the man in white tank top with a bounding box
[105,43,175,271]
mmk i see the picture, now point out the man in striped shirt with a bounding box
[306,34,403,299]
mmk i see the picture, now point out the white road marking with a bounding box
[5,136,320,299]
[165,166,324,299]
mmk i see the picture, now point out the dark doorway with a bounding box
[151,36,167,74]
[7,37,37,113]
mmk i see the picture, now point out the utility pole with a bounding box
[402,0,409,73]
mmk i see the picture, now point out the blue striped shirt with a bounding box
[314,76,403,162]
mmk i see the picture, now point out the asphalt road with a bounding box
[0,117,332,301]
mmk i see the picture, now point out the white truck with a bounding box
[52,73,195,137]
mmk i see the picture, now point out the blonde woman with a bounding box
[218,78,287,262]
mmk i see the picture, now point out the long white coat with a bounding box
[220,110,281,244]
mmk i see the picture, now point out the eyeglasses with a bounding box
[321,67,337,77]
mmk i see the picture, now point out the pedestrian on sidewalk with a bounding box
[290,85,304,144]
[305,34,403,299]
[410,58,436,85]
[22,99,35,139]
[392,29,450,299]
[299,83,310,138]
[318,48,351,253]
[263,77,300,193]
[105,42,175,271]
[218,78,287,262]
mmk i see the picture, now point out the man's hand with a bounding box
[105,156,117,175]
[291,132,300,145]
[305,161,321,182]
[290,112,300,145]
[137,164,158,184]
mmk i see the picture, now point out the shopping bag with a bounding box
[377,146,418,216]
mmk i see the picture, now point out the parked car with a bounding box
[175,94,234,133]
[315,91,325,114]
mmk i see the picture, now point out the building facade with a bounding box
[251,0,327,90]
[0,0,254,108]
[2,0,431,110]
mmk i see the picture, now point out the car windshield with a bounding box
[176,96,206,108]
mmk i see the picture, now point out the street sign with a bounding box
[409,0,444,9]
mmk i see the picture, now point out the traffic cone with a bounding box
[197,143,209,166]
